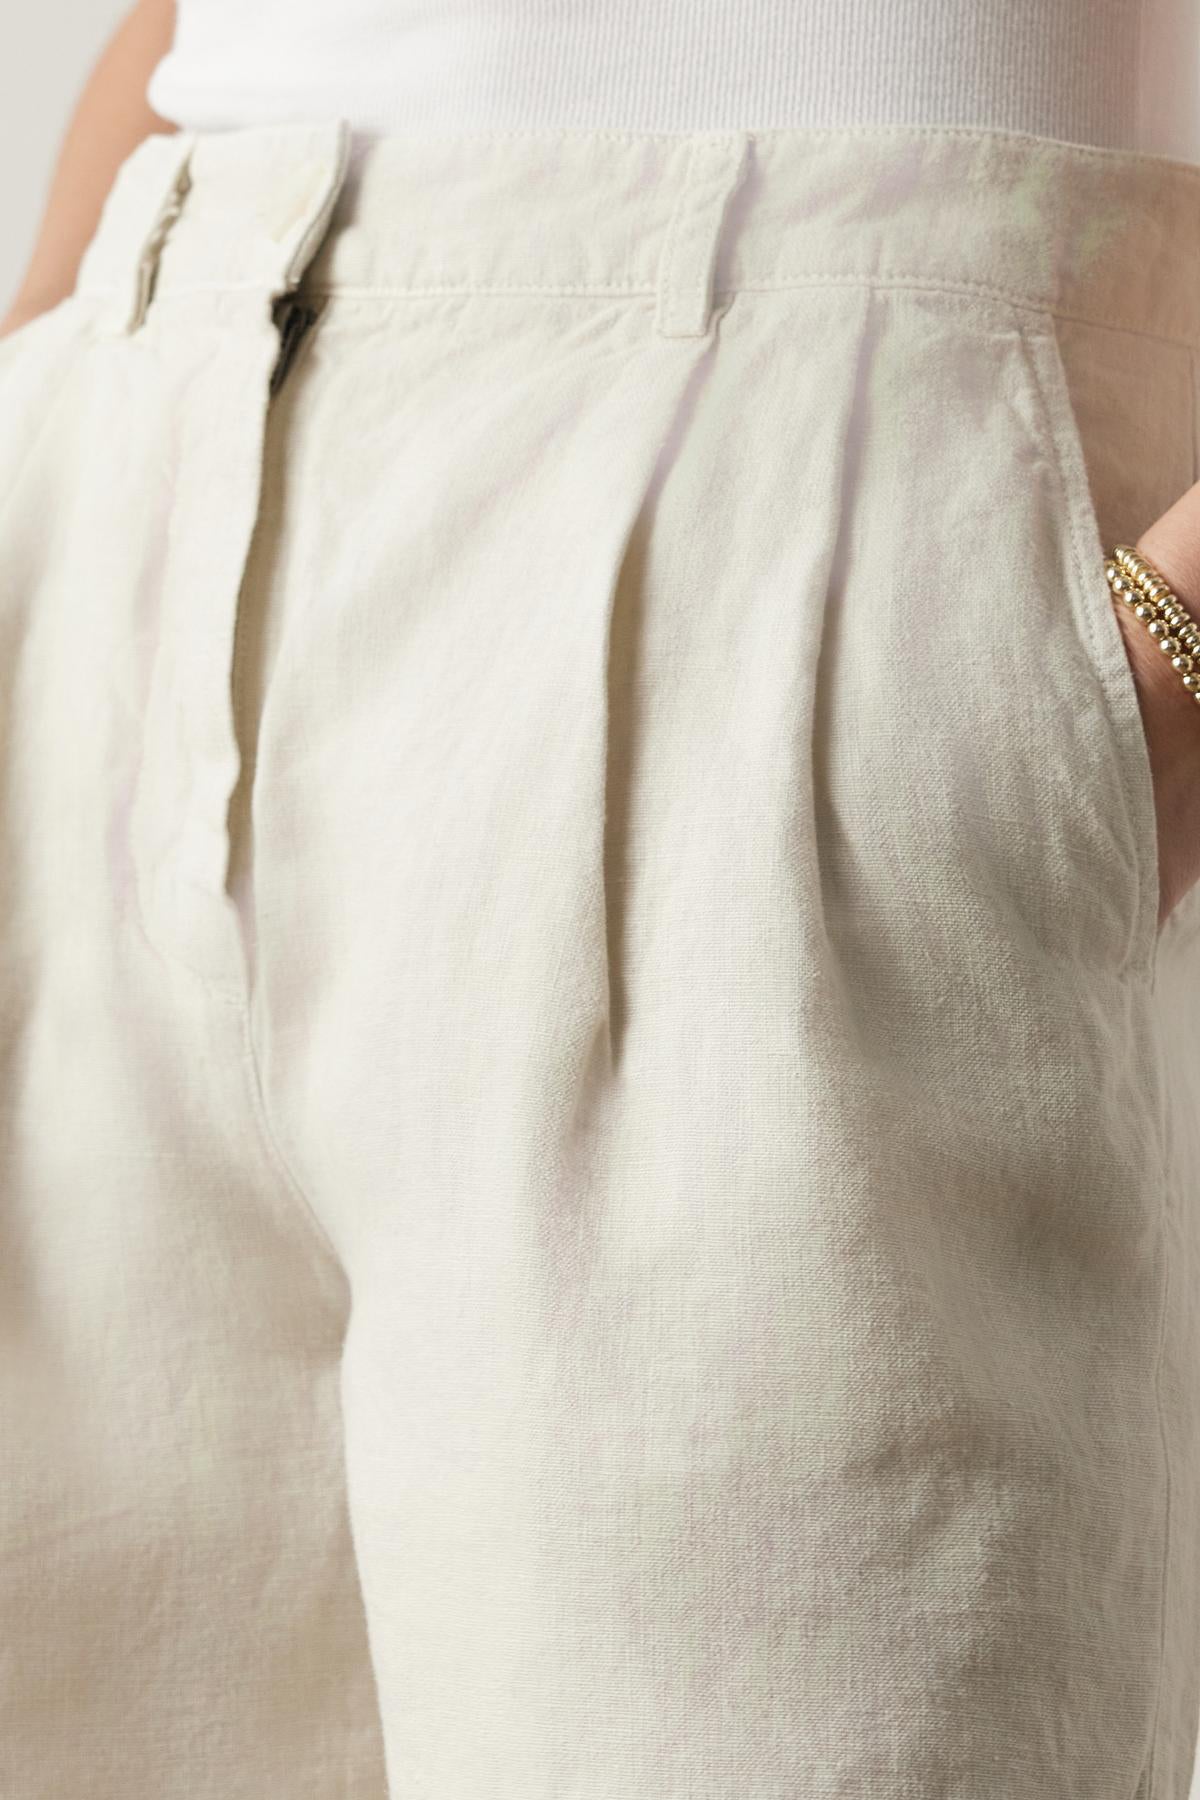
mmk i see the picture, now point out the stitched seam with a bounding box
[656,136,751,336]
[75,275,1200,349]
[1019,305,1177,1798]
[1013,312,1159,978]
[1012,321,1177,1794]
[145,114,1200,175]
[653,137,692,335]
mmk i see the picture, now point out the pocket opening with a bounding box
[1013,309,1162,977]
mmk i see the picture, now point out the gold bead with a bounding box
[1103,549,1200,738]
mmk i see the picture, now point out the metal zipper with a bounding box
[268,291,324,398]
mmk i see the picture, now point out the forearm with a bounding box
[1,0,178,338]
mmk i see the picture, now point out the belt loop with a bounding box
[263,120,354,298]
[77,131,197,337]
[655,132,751,340]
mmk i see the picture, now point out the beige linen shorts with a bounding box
[3,118,1200,1798]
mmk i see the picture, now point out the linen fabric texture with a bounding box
[2,119,1200,1798]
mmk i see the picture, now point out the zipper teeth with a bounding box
[268,296,321,398]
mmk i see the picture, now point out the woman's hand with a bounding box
[1116,478,1200,927]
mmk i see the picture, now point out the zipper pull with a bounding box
[269,291,323,398]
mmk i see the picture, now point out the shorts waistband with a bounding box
[76,119,1200,347]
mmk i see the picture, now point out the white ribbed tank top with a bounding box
[146,0,1200,163]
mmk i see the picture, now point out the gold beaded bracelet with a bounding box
[1104,544,1200,707]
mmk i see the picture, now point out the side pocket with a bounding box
[1014,310,1162,976]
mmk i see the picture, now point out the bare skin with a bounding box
[0,0,176,337]
[4,1,1200,930]
[1122,489,1200,927]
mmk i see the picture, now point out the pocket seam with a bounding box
[1011,308,1161,978]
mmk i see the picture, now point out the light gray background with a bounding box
[1,0,129,314]
[4,7,1200,1794]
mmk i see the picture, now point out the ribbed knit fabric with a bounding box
[145,0,1200,162]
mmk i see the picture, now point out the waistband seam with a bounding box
[335,120,1200,180]
[71,275,1200,349]
[91,114,1200,185]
